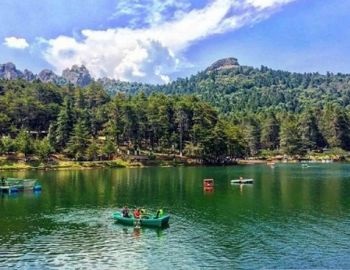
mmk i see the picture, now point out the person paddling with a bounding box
[155,209,163,218]
[122,206,130,218]
[133,208,141,219]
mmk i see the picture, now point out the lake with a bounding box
[1,163,350,269]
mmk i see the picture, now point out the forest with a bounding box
[1,63,350,163]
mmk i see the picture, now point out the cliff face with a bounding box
[62,65,92,87]
[0,62,23,80]
[0,62,92,87]
[37,69,60,84]
[206,57,240,72]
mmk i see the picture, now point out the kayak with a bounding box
[231,179,254,184]
[113,211,170,228]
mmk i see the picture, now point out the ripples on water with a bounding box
[1,165,350,269]
[1,208,350,269]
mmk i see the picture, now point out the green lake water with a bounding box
[1,163,350,269]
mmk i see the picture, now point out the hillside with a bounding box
[158,58,350,115]
[1,58,350,161]
[3,58,350,116]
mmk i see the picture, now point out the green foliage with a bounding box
[2,63,350,161]
[15,129,33,157]
[65,119,89,160]
[279,116,304,155]
[102,138,115,160]
[55,96,74,150]
[0,136,15,154]
[34,137,53,163]
[86,138,99,161]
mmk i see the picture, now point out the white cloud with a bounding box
[112,0,191,27]
[3,36,29,49]
[246,0,294,9]
[42,0,295,84]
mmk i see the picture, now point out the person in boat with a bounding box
[239,176,243,183]
[133,208,141,219]
[122,206,130,218]
[1,177,5,186]
[155,209,163,219]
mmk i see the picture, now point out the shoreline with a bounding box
[0,156,203,171]
[0,157,343,171]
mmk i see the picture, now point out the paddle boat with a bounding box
[203,178,214,187]
[0,177,41,193]
[113,210,170,228]
[231,178,254,184]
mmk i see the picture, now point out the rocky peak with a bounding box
[206,57,240,72]
[23,69,35,81]
[62,65,92,87]
[37,69,59,84]
[0,62,23,80]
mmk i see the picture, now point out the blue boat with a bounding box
[0,177,41,193]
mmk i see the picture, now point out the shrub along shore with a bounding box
[0,150,347,171]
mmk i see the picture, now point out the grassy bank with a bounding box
[0,158,136,171]
[1,150,349,171]
[0,154,198,170]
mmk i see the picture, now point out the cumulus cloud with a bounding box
[42,0,295,84]
[3,37,29,49]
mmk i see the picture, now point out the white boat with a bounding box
[3,178,38,190]
[22,179,37,189]
[301,164,310,168]
[231,179,254,184]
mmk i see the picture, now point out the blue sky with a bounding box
[0,0,349,84]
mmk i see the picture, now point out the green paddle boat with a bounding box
[113,211,170,228]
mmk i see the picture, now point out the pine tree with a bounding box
[34,137,53,163]
[260,112,280,150]
[15,129,33,158]
[102,138,115,160]
[279,116,303,155]
[66,119,89,160]
[299,110,325,151]
[56,97,74,150]
[86,138,99,161]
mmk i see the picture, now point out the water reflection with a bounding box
[0,164,350,268]
[203,186,214,193]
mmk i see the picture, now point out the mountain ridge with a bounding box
[2,58,350,113]
[0,57,246,87]
[1,57,347,88]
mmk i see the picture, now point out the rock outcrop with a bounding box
[206,57,240,72]
[23,69,35,81]
[0,62,23,80]
[37,69,60,84]
[62,65,92,87]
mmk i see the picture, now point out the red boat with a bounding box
[203,179,214,187]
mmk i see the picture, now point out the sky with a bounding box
[0,0,350,84]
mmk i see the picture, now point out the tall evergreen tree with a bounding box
[55,96,74,150]
[279,116,303,155]
[299,110,325,151]
[15,129,33,158]
[242,117,261,156]
[260,112,280,150]
[66,119,89,160]
[34,137,53,163]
